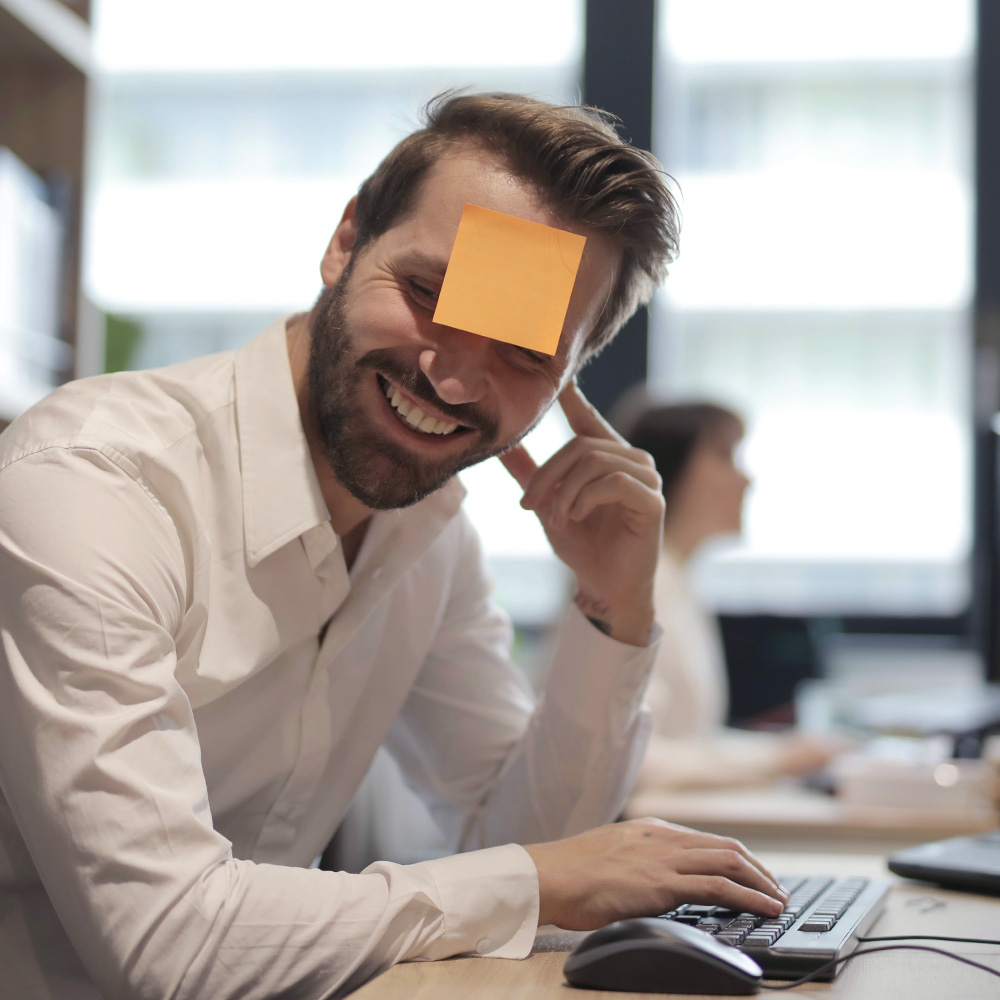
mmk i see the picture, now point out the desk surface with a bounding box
[624,781,999,854]
[352,853,1000,1000]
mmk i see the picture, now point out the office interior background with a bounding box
[3,0,999,725]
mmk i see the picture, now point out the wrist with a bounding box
[523,842,559,927]
[575,589,655,647]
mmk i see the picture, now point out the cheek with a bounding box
[500,385,558,441]
[349,292,422,346]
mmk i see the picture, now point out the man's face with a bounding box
[307,146,620,510]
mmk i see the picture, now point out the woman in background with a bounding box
[622,400,843,791]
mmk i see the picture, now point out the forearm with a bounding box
[129,849,538,998]
[0,647,539,1000]
[452,603,657,849]
[0,823,539,1000]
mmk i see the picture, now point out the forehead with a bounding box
[701,420,744,452]
[378,147,620,362]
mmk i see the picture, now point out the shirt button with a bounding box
[476,937,492,954]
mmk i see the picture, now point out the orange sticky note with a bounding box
[432,204,587,356]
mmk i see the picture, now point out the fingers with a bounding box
[642,820,785,901]
[669,874,786,918]
[520,437,659,518]
[526,818,790,931]
[623,819,787,918]
[498,444,538,490]
[559,462,662,528]
[670,849,786,916]
[557,379,622,442]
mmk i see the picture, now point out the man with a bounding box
[0,93,786,999]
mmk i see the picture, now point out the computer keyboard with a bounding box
[659,874,891,980]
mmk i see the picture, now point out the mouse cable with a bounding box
[858,934,1000,946]
[758,944,1000,991]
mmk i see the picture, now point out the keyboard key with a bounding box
[800,919,836,932]
[717,931,748,946]
[743,932,779,947]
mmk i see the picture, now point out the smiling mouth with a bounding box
[378,375,468,437]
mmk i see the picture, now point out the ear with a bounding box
[320,197,359,287]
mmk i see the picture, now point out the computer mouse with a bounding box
[563,917,763,995]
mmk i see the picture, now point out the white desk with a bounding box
[624,780,998,854]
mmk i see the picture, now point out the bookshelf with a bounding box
[0,0,95,427]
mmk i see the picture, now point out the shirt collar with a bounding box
[234,315,467,569]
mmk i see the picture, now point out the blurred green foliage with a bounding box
[104,314,143,373]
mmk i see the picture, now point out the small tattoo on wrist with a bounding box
[586,616,613,636]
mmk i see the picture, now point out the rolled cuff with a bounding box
[365,842,539,963]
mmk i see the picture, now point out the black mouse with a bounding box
[563,917,763,995]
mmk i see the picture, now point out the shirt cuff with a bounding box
[367,842,539,962]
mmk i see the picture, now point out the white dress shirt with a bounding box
[633,546,820,795]
[0,317,655,1000]
[645,546,729,739]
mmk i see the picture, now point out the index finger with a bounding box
[647,820,787,899]
[498,443,538,490]
[558,379,622,442]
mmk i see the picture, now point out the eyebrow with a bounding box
[393,250,450,279]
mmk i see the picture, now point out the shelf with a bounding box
[0,0,92,75]
[0,0,93,426]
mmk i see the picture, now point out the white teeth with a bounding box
[382,378,459,436]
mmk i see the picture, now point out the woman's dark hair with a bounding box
[623,402,744,503]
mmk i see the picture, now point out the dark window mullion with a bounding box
[580,0,656,418]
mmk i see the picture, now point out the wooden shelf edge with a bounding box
[0,0,92,74]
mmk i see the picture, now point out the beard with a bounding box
[306,272,507,511]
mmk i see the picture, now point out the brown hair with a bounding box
[620,400,744,504]
[353,91,681,358]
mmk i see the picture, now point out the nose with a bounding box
[418,326,491,406]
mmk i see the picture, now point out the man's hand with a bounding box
[499,380,663,646]
[524,818,788,931]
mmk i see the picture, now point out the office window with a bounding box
[651,0,975,615]
[84,0,584,623]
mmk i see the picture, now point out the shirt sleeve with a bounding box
[0,447,534,1000]
[383,510,658,853]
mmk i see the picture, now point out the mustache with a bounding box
[358,349,500,442]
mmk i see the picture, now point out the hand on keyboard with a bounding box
[659,874,888,981]
[523,817,789,931]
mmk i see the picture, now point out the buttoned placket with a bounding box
[253,522,351,854]
[247,469,464,860]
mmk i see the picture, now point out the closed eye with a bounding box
[497,342,556,373]
[408,279,439,308]
[516,346,550,366]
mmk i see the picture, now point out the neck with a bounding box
[286,311,374,540]
[661,518,706,566]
